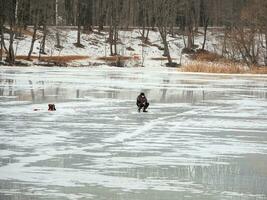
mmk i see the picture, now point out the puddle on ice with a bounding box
[0,66,267,200]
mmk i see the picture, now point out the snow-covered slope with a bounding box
[3,27,220,67]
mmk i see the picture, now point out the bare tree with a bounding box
[154,0,177,67]
[184,0,196,51]
[5,0,16,65]
[27,1,41,59]
[0,0,5,61]
[1,0,266,67]
[137,0,150,43]
[106,0,122,56]
[40,0,55,55]
[200,0,211,50]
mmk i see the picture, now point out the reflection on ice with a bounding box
[0,66,267,200]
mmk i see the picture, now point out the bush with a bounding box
[16,55,89,64]
[191,50,223,62]
[182,62,245,74]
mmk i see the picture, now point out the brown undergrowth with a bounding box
[20,29,40,37]
[16,55,89,64]
[151,57,177,61]
[185,50,267,74]
[97,55,140,61]
[182,62,245,74]
[190,50,227,63]
[249,67,267,74]
[182,62,267,74]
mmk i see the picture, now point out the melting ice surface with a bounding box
[0,66,267,200]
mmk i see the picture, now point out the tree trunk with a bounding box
[145,28,150,42]
[0,39,2,61]
[98,0,106,33]
[164,39,172,65]
[0,23,3,61]
[221,28,227,56]
[265,32,267,66]
[56,32,61,48]
[187,26,193,50]
[114,25,118,55]
[142,26,145,39]
[202,18,209,50]
[14,0,19,38]
[109,25,113,56]
[77,24,81,45]
[76,0,83,47]
[8,31,15,65]
[159,29,172,65]
[40,25,47,54]
[98,15,105,32]
[0,25,8,55]
[55,0,59,26]
[84,0,93,32]
[28,24,37,60]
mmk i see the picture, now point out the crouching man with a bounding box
[136,92,149,113]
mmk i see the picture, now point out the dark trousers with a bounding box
[137,102,149,112]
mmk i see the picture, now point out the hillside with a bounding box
[1,27,220,67]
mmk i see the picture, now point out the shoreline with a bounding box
[1,64,267,77]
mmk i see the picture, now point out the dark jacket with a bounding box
[136,94,147,106]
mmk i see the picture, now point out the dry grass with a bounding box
[182,62,267,74]
[5,27,40,37]
[182,62,245,74]
[186,50,267,74]
[150,57,177,61]
[191,50,224,62]
[20,29,38,37]
[151,57,169,61]
[97,55,140,62]
[16,55,37,61]
[16,55,89,63]
[250,67,267,74]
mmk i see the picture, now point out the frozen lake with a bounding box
[0,66,267,200]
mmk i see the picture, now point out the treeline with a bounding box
[0,0,267,67]
[0,0,256,27]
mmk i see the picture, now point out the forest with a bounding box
[0,0,267,67]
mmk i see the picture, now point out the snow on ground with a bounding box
[3,27,220,67]
[0,66,267,200]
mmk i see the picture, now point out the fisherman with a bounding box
[48,104,56,111]
[136,92,149,112]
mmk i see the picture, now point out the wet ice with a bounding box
[0,66,267,200]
